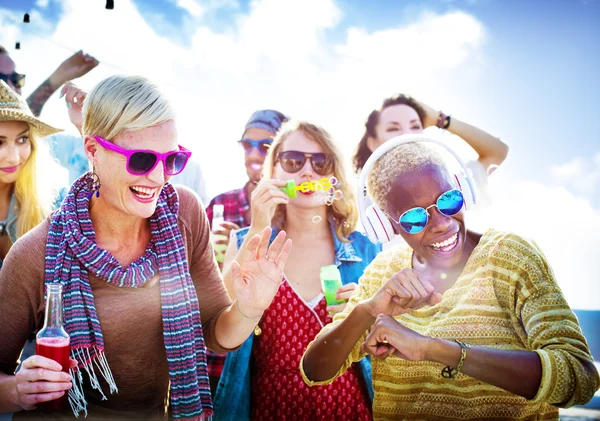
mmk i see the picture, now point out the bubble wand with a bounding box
[279,177,341,199]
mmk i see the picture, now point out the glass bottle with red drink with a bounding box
[36,283,70,411]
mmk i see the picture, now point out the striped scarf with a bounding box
[44,173,213,419]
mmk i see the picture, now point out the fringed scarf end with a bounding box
[68,347,118,417]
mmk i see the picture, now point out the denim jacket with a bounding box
[213,222,381,421]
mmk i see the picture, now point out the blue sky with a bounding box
[9,0,597,186]
[1,0,599,308]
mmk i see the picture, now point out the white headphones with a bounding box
[357,134,478,244]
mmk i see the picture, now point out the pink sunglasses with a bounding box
[94,136,192,176]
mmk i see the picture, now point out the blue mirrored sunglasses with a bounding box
[237,138,273,156]
[389,189,465,234]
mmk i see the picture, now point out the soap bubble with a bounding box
[325,196,334,206]
[328,187,335,195]
[333,190,344,200]
[329,176,338,186]
[312,215,322,223]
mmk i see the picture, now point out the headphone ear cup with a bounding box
[453,171,476,210]
[365,205,395,244]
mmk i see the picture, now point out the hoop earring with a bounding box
[89,167,101,199]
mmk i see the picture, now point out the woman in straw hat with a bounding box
[0,80,66,268]
[0,74,292,420]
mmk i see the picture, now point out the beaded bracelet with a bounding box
[436,111,451,129]
[441,340,471,378]
[443,114,451,129]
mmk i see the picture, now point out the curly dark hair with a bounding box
[352,94,426,172]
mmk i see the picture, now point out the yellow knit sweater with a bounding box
[301,229,599,421]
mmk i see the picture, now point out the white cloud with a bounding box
[337,11,485,69]
[2,0,598,311]
[176,0,205,17]
[1,0,490,198]
[551,154,600,200]
[470,176,600,310]
[240,0,341,63]
[0,9,22,43]
[552,157,585,178]
[333,10,485,106]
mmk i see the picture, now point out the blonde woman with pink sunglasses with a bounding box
[0,75,293,420]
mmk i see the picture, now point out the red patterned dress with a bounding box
[250,278,371,420]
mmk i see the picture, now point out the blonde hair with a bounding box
[14,131,62,237]
[367,142,448,211]
[82,75,175,140]
[263,120,358,242]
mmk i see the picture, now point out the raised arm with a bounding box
[214,227,291,349]
[419,100,509,173]
[183,187,290,351]
[26,50,98,117]
[221,179,289,299]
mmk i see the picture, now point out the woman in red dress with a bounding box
[214,120,380,420]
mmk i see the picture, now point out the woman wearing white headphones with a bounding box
[301,135,598,420]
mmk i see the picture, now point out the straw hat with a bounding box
[0,80,62,137]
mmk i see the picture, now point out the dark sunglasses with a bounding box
[94,136,191,176]
[276,150,334,176]
[238,139,272,156]
[0,71,26,89]
[385,189,465,234]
